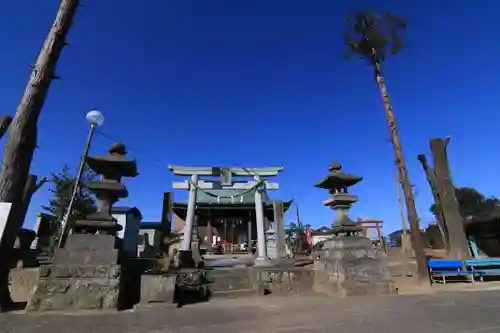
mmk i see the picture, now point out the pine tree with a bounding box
[41,164,97,244]
[42,164,97,220]
[343,9,428,281]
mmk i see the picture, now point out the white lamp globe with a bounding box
[86,110,104,127]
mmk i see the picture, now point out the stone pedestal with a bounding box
[266,221,286,260]
[191,217,201,265]
[316,235,395,296]
[26,234,122,311]
[266,228,278,259]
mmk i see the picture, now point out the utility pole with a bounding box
[395,170,411,253]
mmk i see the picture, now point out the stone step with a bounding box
[211,288,256,299]
[205,269,252,291]
[209,274,252,291]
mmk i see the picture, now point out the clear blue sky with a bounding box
[1,1,498,234]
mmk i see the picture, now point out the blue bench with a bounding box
[464,259,500,282]
[428,259,472,284]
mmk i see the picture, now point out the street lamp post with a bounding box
[57,110,104,248]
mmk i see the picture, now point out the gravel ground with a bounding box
[1,291,500,333]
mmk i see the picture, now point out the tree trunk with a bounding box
[417,153,448,247]
[0,0,79,311]
[374,69,429,283]
[430,138,471,259]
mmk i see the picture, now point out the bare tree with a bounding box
[0,0,79,311]
[343,9,428,282]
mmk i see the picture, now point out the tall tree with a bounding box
[0,0,80,310]
[344,9,428,281]
[284,222,307,254]
[430,187,500,221]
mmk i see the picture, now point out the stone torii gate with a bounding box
[169,165,283,267]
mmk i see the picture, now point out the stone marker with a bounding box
[30,213,55,252]
[273,200,286,258]
[266,220,278,259]
[26,142,139,312]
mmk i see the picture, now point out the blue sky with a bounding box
[1,1,498,234]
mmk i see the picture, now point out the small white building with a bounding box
[311,226,334,246]
[138,222,164,258]
[112,206,142,257]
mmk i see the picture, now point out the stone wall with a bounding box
[251,267,314,295]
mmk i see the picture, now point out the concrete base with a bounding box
[315,235,396,297]
[26,234,122,312]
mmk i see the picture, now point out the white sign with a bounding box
[0,202,12,245]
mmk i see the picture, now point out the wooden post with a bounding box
[247,219,252,254]
[224,220,227,253]
[206,220,212,254]
[231,220,234,253]
[417,154,447,246]
[395,171,412,253]
[430,138,471,259]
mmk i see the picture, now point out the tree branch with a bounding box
[34,176,47,193]
[0,116,12,140]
